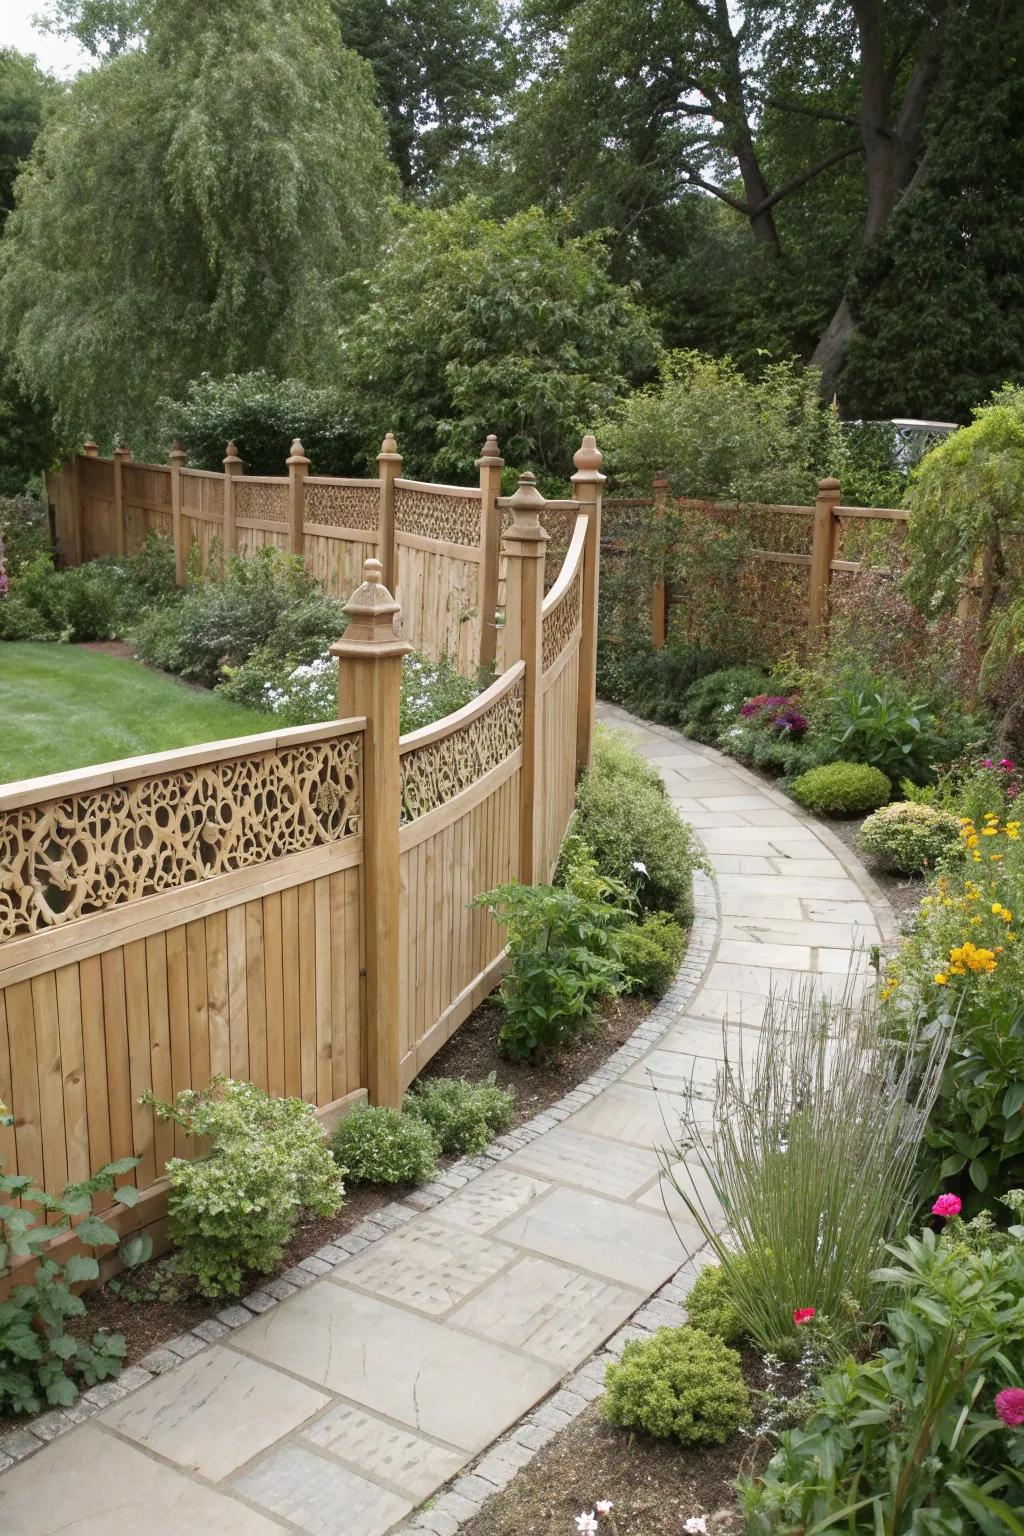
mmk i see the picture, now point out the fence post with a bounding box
[169,439,187,585]
[68,449,85,567]
[377,432,402,592]
[572,434,605,774]
[476,433,505,676]
[651,468,668,650]
[112,442,131,556]
[809,476,841,645]
[287,438,309,560]
[331,559,412,1109]
[501,473,548,884]
[222,440,242,569]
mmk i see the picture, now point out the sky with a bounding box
[2,0,91,76]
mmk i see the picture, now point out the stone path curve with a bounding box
[0,707,893,1536]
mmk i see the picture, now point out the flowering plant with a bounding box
[738,692,807,739]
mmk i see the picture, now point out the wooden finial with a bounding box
[506,472,550,543]
[334,557,410,647]
[224,440,241,464]
[571,434,604,482]
[83,438,99,457]
[475,433,504,467]
[818,477,841,495]
[378,432,401,462]
[169,438,187,464]
[287,438,310,465]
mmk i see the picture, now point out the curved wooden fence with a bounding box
[3,439,603,1288]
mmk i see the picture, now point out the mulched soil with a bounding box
[458,1351,799,1536]
[33,986,654,1396]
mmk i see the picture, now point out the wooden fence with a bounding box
[4,439,603,1290]
[603,474,911,657]
[45,433,522,678]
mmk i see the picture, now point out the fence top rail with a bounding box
[542,512,589,615]
[121,459,171,475]
[396,478,481,501]
[180,467,224,480]
[835,504,910,522]
[0,716,366,812]
[306,475,381,489]
[399,660,526,756]
[235,474,288,487]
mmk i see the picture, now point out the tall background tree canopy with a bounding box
[0,0,1019,477]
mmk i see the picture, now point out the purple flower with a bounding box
[772,710,807,737]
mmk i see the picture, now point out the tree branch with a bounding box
[752,143,863,213]
[762,96,859,130]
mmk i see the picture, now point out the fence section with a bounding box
[602,475,909,658]
[12,437,603,1288]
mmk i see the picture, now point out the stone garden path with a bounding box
[0,708,893,1536]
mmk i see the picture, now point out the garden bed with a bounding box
[458,1351,797,1536]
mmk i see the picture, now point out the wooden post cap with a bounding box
[224,440,242,467]
[378,432,401,463]
[287,438,310,466]
[572,434,605,483]
[83,438,99,456]
[114,441,131,459]
[332,559,411,651]
[653,467,669,489]
[817,477,841,496]
[475,433,504,468]
[169,439,187,463]
[505,472,550,543]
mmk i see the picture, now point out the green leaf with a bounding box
[75,1216,119,1247]
[1002,1082,1024,1117]
[969,1158,990,1192]
[63,1254,100,1284]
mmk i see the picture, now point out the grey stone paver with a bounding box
[5,706,892,1536]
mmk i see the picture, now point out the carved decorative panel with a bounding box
[400,681,523,823]
[542,569,582,671]
[0,737,361,940]
[395,487,481,547]
[234,480,289,525]
[305,482,380,532]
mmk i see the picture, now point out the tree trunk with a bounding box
[810,296,856,399]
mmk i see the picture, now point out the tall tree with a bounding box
[509,0,962,396]
[0,50,54,234]
[0,0,394,445]
[333,0,517,195]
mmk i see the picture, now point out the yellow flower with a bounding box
[970,915,981,925]
[982,827,998,836]
[948,940,998,974]
[934,973,949,985]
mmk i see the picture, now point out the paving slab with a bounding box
[496,1185,694,1284]
[301,1401,466,1500]
[101,1343,329,1480]
[449,1255,640,1367]
[506,1123,661,1197]
[234,1282,557,1451]
[564,1081,693,1148]
[429,1166,551,1235]
[332,1215,518,1316]
[234,1442,413,1536]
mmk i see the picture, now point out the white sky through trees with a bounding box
[2,0,90,76]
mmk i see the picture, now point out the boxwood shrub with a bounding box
[789,761,891,816]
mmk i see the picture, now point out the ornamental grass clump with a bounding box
[601,1325,750,1445]
[665,980,950,1355]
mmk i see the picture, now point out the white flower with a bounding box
[631,860,649,877]
[595,1502,613,1516]
[576,1515,599,1536]
[683,1520,708,1535]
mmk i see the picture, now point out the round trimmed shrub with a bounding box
[601,1325,750,1445]
[403,1075,515,1156]
[619,912,687,997]
[856,800,961,874]
[789,762,891,816]
[683,1262,747,1346]
[330,1105,438,1186]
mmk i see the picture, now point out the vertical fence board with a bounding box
[55,965,89,1185]
[145,933,174,1175]
[123,939,155,1190]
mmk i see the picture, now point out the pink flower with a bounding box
[995,1388,1024,1426]
[793,1307,816,1326]
[1000,759,1015,770]
[596,1502,613,1515]
[931,1193,962,1218]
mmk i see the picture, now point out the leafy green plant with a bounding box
[666,984,950,1356]
[601,1325,750,1445]
[475,881,625,1062]
[857,801,961,874]
[403,1075,515,1156]
[331,1104,440,1185]
[677,665,769,745]
[741,1230,1024,1534]
[0,1106,147,1414]
[147,1078,343,1298]
[157,371,360,474]
[595,639,729,724]
[683,1260,749,1346]
[572,728,703,923]
[788,761,891,816]
[823,679,938,784]
[619,911,687,996]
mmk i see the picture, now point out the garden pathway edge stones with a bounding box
[0,707,893,1536]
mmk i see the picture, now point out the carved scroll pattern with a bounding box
[395,487,481,547]
[305,482,380,532]
[542,568,582,671]
[400,681,523,823]
[234,480,289,525]
[0,737,361,941]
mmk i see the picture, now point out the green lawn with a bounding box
[1,643,274,784]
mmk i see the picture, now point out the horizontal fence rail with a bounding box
[6,437,605,1293]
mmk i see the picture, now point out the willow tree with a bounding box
[0,0,395,444]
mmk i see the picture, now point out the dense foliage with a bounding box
[402,1075,514,1156]
[147,1079,344,1297]
[0,533,175,642]
[157,372,359,476]
[330,1103,439,1186]
[618,911,687,998]
[856,800,961,875]
[789,761,891,816]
